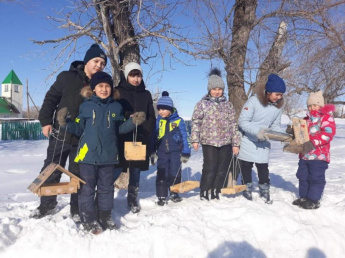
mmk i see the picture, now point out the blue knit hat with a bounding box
[265,74,286,93]
[157,91,174,112]
[90,71,113,91]
[84,44,107,65]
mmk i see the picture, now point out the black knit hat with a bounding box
[84,44,107,65]
[90,72,113,91]
[157,91,174,112]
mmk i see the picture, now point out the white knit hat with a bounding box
[307,90,325,107]
[124,62,143,80]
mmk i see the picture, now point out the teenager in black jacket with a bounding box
[114,62,156,213]
[31,44,107,219]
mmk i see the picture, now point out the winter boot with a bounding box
[242,183,253,201]
[157,197,167,206]
[299,198,320,209]
[259,183,271,203]
[127,185,140,213]
[70,205,80,223]
[30,203,58,219]
[170,192,182,203]
[292,198,307,206]
[210,189,220,200]
[82,221,103,235]
[200,190,209,201]
[98,210,116,230]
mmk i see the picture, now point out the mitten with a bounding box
[150,152,158,165]
[131,112,146,125]
[56,107,70,127]
[302,141,314,155]
[180,154,190,163]
[285,125,293,135]
[257,128,269,141]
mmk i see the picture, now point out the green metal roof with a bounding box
[0,97,20,114]
[2,70,22,85]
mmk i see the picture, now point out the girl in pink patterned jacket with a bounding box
[293,91,336,209]
[191,68,241,201]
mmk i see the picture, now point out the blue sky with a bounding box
[0,1,224,118]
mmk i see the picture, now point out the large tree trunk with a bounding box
[226,0,257,119]
[94,0,140,85]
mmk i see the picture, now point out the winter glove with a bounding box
[285,124,294,135]
[301,140,314,155]
[257,128,269,141]
[56,107,71,127]
[180,154,190,163]
[150,152,158,165]
[131,112,146,125]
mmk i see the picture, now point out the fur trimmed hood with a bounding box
[80,85,119,100]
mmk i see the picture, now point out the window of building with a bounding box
[4,85,8,92]
[14,85,19,93]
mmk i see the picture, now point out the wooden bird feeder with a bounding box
[170,180,200,193]
[27,163,86,197]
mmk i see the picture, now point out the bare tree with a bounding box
[183,0,345,116]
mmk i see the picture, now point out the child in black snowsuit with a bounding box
[58,72,145,234]
[151,91,191,206]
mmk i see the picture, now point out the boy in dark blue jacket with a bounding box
[58,72,145,234]
[151,91,191,206]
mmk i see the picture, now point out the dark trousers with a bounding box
[40,135,79,208]
[240,160,270,185]
[128,166,141,188]
[78,164,115,223]
[156,151,182,197]
[200,145,232,191]
[296,159,328,202]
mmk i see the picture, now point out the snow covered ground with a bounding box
[1,117,345,258]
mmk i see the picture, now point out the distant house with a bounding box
[0,70,23,118]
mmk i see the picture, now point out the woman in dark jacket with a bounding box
[114,62,156,213]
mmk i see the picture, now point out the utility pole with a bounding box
[27,79,30,121]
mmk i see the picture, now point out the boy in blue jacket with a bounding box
[151,91,191,206]
[58,72,145,234]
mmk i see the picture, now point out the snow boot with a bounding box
[70,205,80,223]
[200,190,209,201]
[98,210,116,230]
[292,198,307,206]
[242,183,253,201]
[127,185,140,213]
[259,183,271,203]
[170,192,182,203]
[299,198,320,209]
[82,221,103,235]
[157,197,167,206]
[210,188,220,200]
[30,203,58,219]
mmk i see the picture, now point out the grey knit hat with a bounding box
[207,68,225,91]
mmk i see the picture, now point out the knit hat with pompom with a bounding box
[207,68,225,91]
[157,91,174,112]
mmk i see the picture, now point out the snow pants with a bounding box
[78,164,114,223]
[296,159,328,202]
[40,135,79,209]
[156,151,181,198]
[240,160,270,185]
[200,144,232,191]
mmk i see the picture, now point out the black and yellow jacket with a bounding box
[66,89,135,165]
[153,109,191,156]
